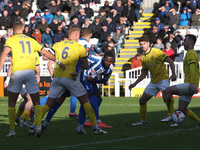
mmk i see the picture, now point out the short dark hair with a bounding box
[80,28,91,38]
[185,34,197,44]
[139,36,149,43]
[104,51,114,58]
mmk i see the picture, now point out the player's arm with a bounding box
[40,48,66,71]
[4,62,12,88]
[164,57,176,81]
[188,62,197,92]
[80,57,89,70]
[0,47,11,72]
[129,69,148,90]
[47,60,54,80]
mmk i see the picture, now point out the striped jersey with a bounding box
[84,55,113,83]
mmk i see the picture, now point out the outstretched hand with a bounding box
[58,62,66,71]
[170,74,177,81]
[129,83,136,90]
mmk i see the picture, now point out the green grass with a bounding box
[0,97,200,150]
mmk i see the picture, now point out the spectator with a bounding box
[190,9,200,29]
[102,0,112,14]
[3,28,12,40]
[153,37,165,50]
[163,0,174,11]
[0,9,11,30]
[122,0,135,27]
[148,26,159,46]
[102,41,116,63]
[163,42,175,61]
[42,27,54,48]
[163,32,180,55]
[99,8,107,24]
[108,9,121,24]
[185,0,196,13]
[165,7,180,30]
[82,18,91,28]
[111,26,124,55]
[159,25,173,40]
[175,30,184,48]
[36,17,49,34]
[53,24,68,43]
[0,0,8,14]
[68,0,82,18]
[99,26,110,44]
[19,1,32,21]
[134,0,142,22]
[131,53,142,69]
[116,17,126,35]
[178,7,191,30]
[32,28,42,44]
[28,17,37,34]
[11,8,21,25]
[101,17,116,34]
[34,10,42,24]
[151,17,165,32]
[68,17,81,27]
[75,8,88,27]
[89,15,102,38]
[47,0,59,15]
[7,0,15,16]
[155,6,168,25]
[112,0,123,15]
[0,35,6,55]
[42,9,54,24]
[23,25,32,37]
[84,2,94,18]
[49,18,60,32]
[53,8,65,23]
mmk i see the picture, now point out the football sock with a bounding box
[83,102,97,125]
[8,107,16,130]
[70,96,77,113]
[89,95,100,120]
[140,104,147,121]
[33,105,42,126]
[16,109,23,118]
[186,109,200,124]
[166,97,174,116]
[45,101,61,122]
[78,105,86,125]
[97,96,102,108]
[23,110,30,121]
[41,104,50,118]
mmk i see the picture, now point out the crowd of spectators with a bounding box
[149,0,200,61]
[0,0,143,63]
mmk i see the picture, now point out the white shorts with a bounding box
[177,83,198,102]
[7,70,39,94]
[144,79,170,97]
[48,77,87,99]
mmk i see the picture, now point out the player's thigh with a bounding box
[157,79,170,91]
[144,82,160,97]
[63,78,87,98]
[177,83,198,95]
[48,78,66,99]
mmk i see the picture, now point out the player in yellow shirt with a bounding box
[129,36,176,126]
[0,21,65,138]
[41,25,107,134]
[163,34,200,127]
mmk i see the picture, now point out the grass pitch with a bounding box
[0,96,200,150]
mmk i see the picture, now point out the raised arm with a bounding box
[164,57,176,81]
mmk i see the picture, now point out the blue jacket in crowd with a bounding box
[179,11,191,26]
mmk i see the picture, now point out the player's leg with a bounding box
[15,99,26,125]
[69,96,79,119]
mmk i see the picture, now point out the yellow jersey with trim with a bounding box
[53,40,86,78]
[184,49,199,87]
[35,52,40,66]
[141,48,169,83]
[4,34,43,73]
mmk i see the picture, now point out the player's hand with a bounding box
[170,74,177,81]
[86,76,95,83]
[129,83,136,90]
[190,83,198,93]
[71,72,78,77]
[4,83,8,89]
[58,62,66,71]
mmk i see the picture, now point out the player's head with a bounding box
[13,20,24,34]
[139,36,150,53]
[68,25,81,42]
[103,51,114,68]
[183,34,196,50]
[80,28,92,42]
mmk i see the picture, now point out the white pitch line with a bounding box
[54,127,199,149]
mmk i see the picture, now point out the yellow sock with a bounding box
[186,109,200,124]
[140,104,147,121]
[83,102,97,125]
[42,104,50,119]
[8,107,16,130]
[166,97,174,116]
[23,110,30,121]
[16,109,23,118]
[33,105,42,126]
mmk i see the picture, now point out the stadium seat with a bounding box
[186,29,198,37]
[90,38,99,45]
[0,30,6,36]
[194,37,200,51]
[61,12,69,21]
